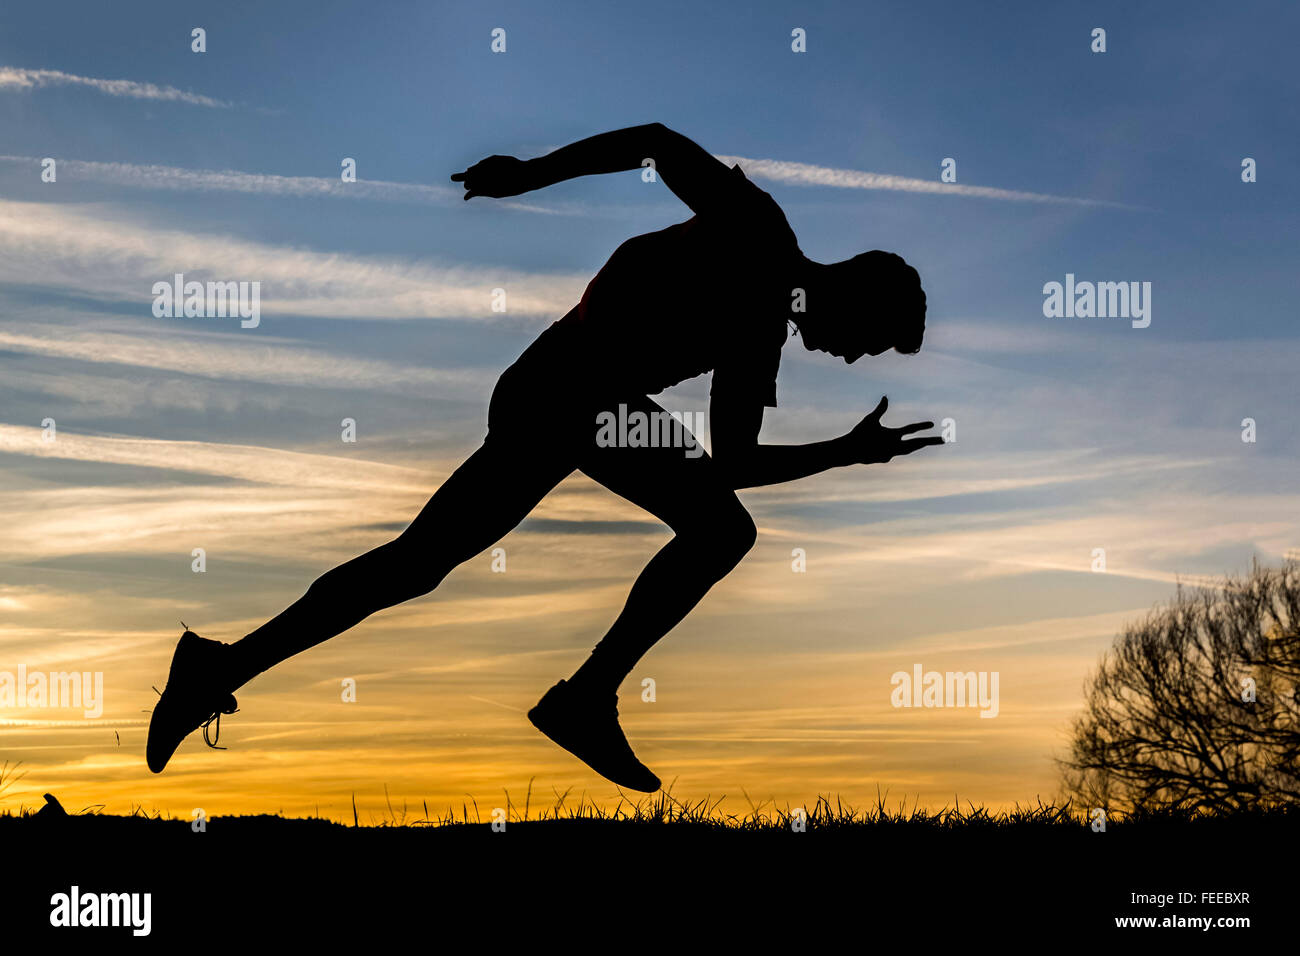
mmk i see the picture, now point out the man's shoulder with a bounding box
[723,163,772,208]
[714,165,797,248]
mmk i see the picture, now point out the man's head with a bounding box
[796,250,926,363]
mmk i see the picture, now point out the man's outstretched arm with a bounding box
[711,396,944,490]
[451,123,734,213]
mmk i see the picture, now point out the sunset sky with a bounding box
[1,0,1297,822]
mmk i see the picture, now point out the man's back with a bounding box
[549,164,800,405]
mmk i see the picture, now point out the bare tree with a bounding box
[1063,561,1300,812]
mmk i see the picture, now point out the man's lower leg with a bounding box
[568,533,746,694]
[225,539,436,689]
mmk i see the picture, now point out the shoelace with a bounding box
[201,700,239,750]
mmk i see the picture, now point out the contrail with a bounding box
[0,155,454,202]
[0,155,576,214]
[0,66,230,108]
[716,154,1135,208]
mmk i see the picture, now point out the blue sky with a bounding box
[0,0,1297,817]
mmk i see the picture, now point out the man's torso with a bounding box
[522,165,800,408]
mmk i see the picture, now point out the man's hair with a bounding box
[842,250,927,354]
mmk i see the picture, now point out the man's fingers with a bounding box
[899,436,946,454]
[463,190,479,201]
[866,395,888,422]
[450,171,467,182]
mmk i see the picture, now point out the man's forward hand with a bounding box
[451,155,536,200]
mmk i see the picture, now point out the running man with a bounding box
[147,123,941,791]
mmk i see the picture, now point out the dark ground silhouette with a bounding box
[5,801,1286,942]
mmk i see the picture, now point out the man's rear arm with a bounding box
[710,398,849,490]
[528,123,734,214]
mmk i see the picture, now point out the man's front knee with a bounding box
[689,500,756,571]
[725,507,758,557]
[392,534,462,595]
[346,535,450,604]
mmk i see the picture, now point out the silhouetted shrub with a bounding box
[1063,561,1300,811]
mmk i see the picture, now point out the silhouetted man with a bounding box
[148,123,940,791]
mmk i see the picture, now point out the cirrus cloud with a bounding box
[0,65,231,108]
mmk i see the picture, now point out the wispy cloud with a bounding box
[717,154,1136,208]
[0,199,586,319]
[0,322,486,396]
[0,428,646,565]
[0,424,431,494]
[0,66,230,108]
